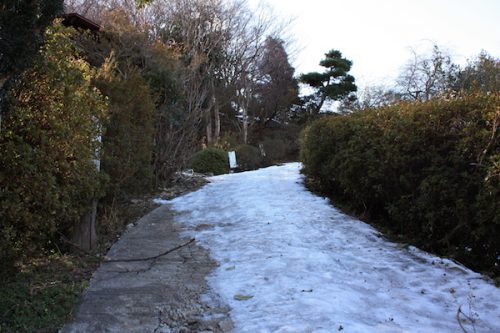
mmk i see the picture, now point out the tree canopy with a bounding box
[0,0,63,78]
[300,49,357,115]
[253,37,298,126]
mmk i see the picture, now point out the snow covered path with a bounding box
[162,163,500,333]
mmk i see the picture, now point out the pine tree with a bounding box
[300,49,357,115]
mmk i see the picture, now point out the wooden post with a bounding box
[72,200,98,251]
[71,149,101,251]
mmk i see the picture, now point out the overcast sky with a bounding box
[251,0,500,90]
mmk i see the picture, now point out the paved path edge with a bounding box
[62,204,233,333]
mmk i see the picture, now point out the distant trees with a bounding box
[396,45,457,101]
[64,0,298,144]
[150,0,292,144]
[338,85,402,113]
[344,45,499,112]
[396,46,499,101]
[153,0,236,145]
[253,37,298,127]
[300,49,357,115]
[455,51,500,93]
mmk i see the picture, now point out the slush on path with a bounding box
[160,163,500,333]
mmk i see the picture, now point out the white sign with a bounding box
[228,151,238,169]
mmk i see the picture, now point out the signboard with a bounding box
[228,151,238,169]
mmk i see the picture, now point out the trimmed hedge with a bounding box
[235,144,262,171]
[190,148,229,175]
[300,93,500,276]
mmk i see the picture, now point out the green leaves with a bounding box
[0,0,63,76]
[190,148,229,175]
[300,94,500,276]
[135,0,154,9]
[0,22,108,264]
[300,49,357,115]
[96,67,155,200]
[300,72,325,88]
[320,50,351,71]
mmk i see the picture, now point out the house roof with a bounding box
[61,13,100,32]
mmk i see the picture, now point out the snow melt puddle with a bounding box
[159,163,500,333]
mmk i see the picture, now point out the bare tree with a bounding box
[65,0,291,146]
[149,0,284,144]
[145,0,238,144]
[397,44,458,101]
[65,0,157,29]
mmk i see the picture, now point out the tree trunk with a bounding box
[206,109,213,145]
[243,107,248,144]
[313,95,327,115]
[214,103,221,144]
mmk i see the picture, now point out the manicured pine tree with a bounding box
[300,49,357,115]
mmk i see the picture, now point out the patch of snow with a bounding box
[153,198,170,205]
[162,163,500,333]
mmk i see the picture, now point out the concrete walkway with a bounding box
[62,204,233,333]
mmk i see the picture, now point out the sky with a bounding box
[250,0,500,90]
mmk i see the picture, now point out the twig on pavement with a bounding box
[103,238,196,263]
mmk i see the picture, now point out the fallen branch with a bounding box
[456,305,477,333]
[103,238,196,263]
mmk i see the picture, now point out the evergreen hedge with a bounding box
[190,148,229,175]
[300,94,500,275]
[261,138,288,165]
[96,67,155,200]
[235,144,262,171]
[0,24,108,267]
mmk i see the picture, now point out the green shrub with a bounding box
[0,23,107,267]
[96,66,155,200]
[217,132,240,151]
[300,94,500,275]
[261,138,288,165]
[253,126,301,165]
[235,145,262,171]
[190,148,229,175]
